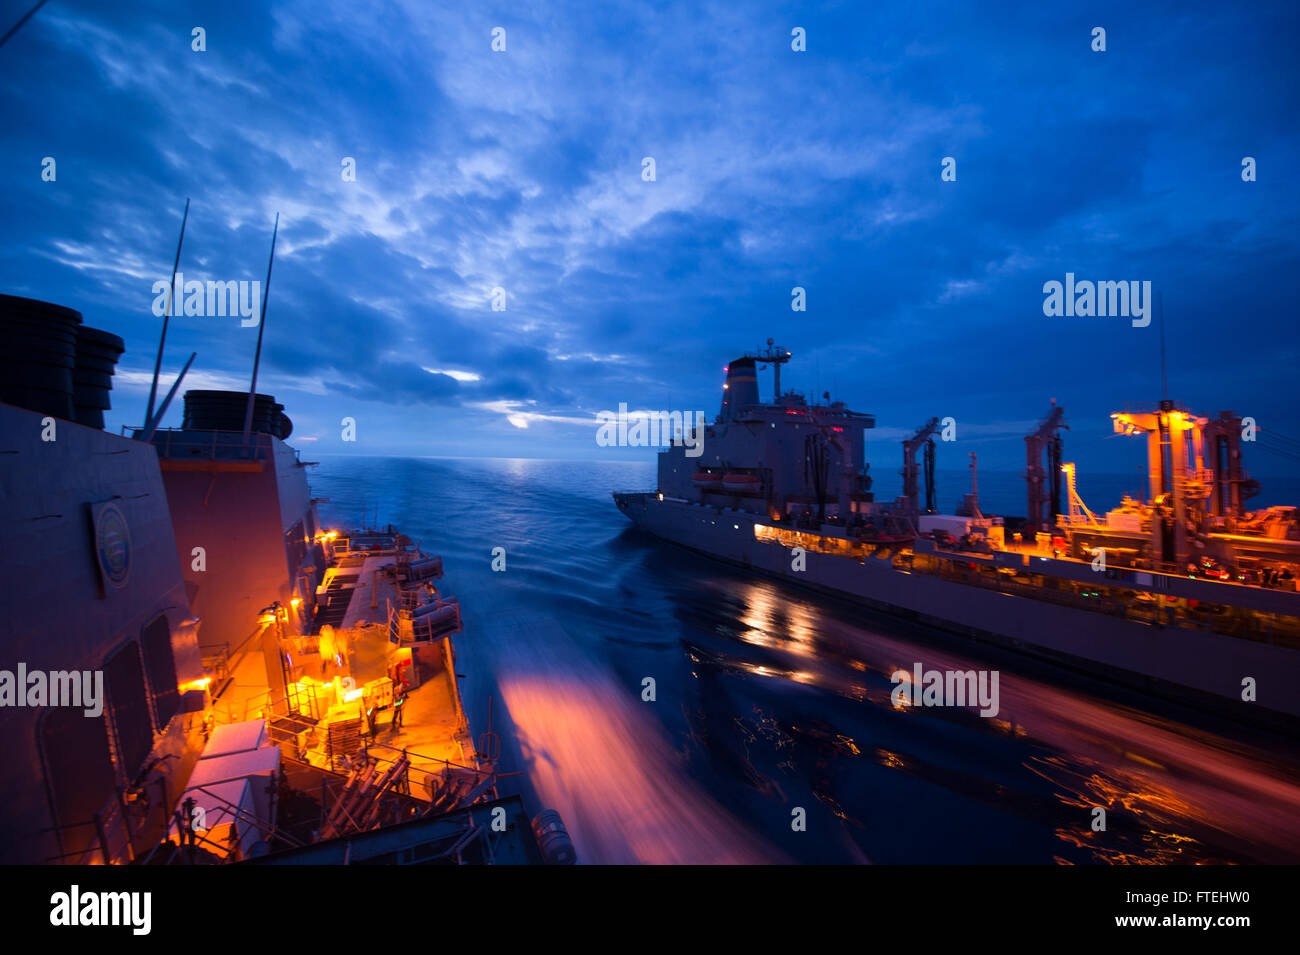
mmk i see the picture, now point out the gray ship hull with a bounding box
[615,493,1300,730]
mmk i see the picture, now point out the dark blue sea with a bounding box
[313,457,1300,864]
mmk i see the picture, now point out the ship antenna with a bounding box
[140,351,197,442]
[242,212,280,443]
[0,0,49,50]
[146,198,190,428]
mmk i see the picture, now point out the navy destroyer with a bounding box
[614,342,1300,730]
[1,207,574,865]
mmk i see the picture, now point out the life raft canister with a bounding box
[532,809,577,865]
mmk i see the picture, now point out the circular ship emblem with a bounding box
[95,502,131,589]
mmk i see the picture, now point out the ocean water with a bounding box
[313,456,1300,865]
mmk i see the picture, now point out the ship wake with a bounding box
[489,613,783,864]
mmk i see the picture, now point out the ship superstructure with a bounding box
[657,341,877,525]
[616,342,1300,729]
[0,294,207,864]
[147,391,318,652]
[136,389,321,717]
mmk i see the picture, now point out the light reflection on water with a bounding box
[315,456,1300,864]
[492,618,782,864]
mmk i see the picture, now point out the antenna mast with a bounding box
[140,352,197,442]
[242,213,280,442]
[756,338,791,400]
[146,198,190,427]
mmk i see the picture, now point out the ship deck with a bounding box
[206,540,477,806]
[333,553,396,630]
[630,493,1300,642]
[306,547,474,777]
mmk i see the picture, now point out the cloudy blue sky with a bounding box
[3,0,1297,478]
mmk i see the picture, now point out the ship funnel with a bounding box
[0,294,83,422]
[0,295,127,429]
[720,356,759,420]
[72,326,125,429]
[182,389,293,439]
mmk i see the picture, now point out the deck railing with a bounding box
[42,775,171,865]
[122,426,274,462]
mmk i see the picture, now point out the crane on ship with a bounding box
[1060,463,1099,526]
[1025,403,1068,534]
[902,417,941,522]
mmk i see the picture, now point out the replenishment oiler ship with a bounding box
[615,341,1300,731]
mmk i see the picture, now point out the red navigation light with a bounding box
[831,426,843,432]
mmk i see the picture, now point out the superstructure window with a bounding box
[104,643,152,778]
[141,614,179,730]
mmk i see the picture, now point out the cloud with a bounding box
[1,0,1296,470]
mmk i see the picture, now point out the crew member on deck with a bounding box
[392,681,407,730]
[319,626,336,675]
